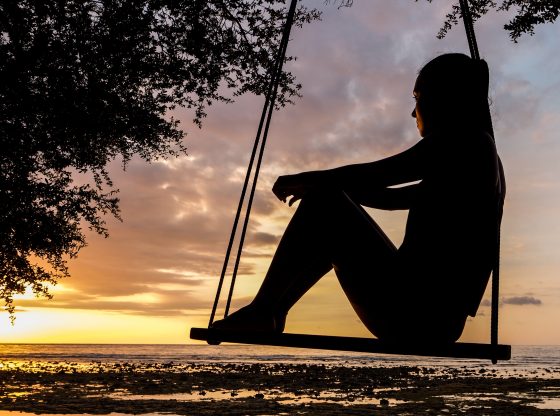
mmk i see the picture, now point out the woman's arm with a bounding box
[273,138,428,206]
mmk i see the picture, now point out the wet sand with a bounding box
[0,360,559,415]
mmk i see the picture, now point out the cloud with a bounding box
[503,296,543,306]
[16,287,212,317]
[251,232,281,246]
[480,295,543,308]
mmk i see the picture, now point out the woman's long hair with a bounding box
[417,53,493,136]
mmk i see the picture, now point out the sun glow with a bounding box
[0,308,207,344]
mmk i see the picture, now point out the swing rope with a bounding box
[460,0,501,363]
[460,0,480,60]
[208,0,299,326]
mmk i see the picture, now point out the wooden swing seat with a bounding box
[190,327,511,361]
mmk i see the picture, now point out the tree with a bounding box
[0,0,320,319]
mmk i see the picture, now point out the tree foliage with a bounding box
[338,1,559,41]
[0,0,320,319]
[421,0,560,41]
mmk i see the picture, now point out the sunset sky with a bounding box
[2,1,559,346]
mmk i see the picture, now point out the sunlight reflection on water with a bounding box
[106,387,405,406]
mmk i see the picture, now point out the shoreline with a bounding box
[1,360,559,415]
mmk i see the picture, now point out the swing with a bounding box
[190,0,511,363]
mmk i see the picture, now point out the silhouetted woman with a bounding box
[213,53,505,343]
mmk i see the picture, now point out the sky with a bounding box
[2,1,559,345]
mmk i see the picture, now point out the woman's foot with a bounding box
[211,304,285,333]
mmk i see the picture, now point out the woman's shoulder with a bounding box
[428,127,494,145]
[427,128,497,160]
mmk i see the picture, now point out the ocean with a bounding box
[0,343,558,372]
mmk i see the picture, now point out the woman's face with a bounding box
[411,75,433,137]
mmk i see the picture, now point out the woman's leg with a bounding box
[212,190,398,333]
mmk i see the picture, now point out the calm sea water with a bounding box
[0,343,558,372]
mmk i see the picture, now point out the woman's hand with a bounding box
[272,171,328,206]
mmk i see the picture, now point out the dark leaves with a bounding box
[418,0,559,42]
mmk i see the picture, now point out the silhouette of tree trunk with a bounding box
[0,0,320,320]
